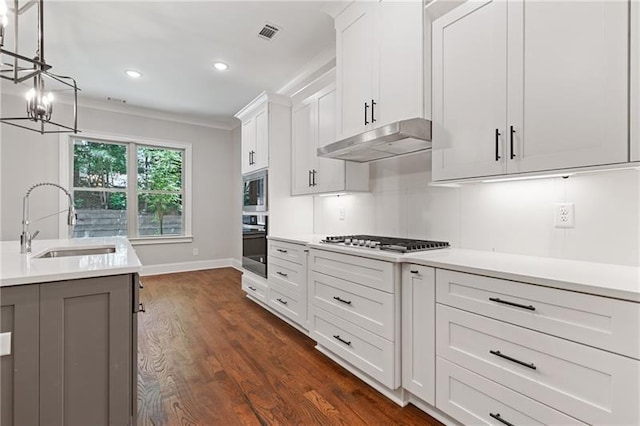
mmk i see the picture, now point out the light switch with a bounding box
[0,332,11,356]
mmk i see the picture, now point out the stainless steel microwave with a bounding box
[242,170,267,212]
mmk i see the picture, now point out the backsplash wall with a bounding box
[313,151,640,266]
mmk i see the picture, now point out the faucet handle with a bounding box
[32,230,40,240]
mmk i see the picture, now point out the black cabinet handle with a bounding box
[489,297,535,311]
[495,129,501,161]
[248,286,257,291]
[333,335,351,346]
[333,296,352,305]
[364,102,370,125]
[308,170,312,187]
[371,99,376,123]
[138,281,144,290]
[490,350,536,370]
[312,169,317,186]
[276,248,288,254]
[276,271,288,278]
[276,298,288,305]
[410,270,419,274]
[138,302,146,313]
[510,125,516,159]
[490,413,515,426]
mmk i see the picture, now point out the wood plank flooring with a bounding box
[137,268,442,426]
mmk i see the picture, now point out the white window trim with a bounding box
[59,130,193,243]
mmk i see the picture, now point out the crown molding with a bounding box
[1,83,238,131]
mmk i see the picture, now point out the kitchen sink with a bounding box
[36,245,117,258]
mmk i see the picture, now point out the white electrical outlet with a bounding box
[554,203,575,228]
[193,248,199,256]
[338,207,345,221]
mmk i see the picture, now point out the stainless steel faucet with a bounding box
[20,182,77,254]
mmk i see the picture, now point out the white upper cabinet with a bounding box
[292,74,369,195]
[432,0,630,181]
[236,93,290,175]
[335,0,424,141]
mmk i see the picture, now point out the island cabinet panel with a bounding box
[39,275,132,426]
[0,285,40,426]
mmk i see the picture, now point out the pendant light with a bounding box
[0,0,80,134]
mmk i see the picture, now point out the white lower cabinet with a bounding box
[241,271,268,304]
[309,249,401,391]
[432,268,640,425]
[401,264,435,406]
[436,357,585,425]
[267,240,308,330]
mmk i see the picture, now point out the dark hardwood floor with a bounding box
[137,268,442,426]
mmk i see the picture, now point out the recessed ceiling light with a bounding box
[125,70,142,79]
[212,62,228,71]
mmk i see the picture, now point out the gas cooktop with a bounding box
[321,235,450,253]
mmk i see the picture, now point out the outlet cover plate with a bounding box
[554,202,575,228]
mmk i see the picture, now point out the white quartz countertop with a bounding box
[271,234,640,302]
[0,237,142,287]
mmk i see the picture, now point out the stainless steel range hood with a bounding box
[317,117,432,162]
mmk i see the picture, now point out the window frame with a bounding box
[59,131,193,245]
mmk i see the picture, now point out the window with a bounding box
[66,134,191,241]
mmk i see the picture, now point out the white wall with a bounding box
[314,151,640,266]
[1,92,239,269]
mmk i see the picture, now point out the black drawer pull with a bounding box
[276,271,288,278]
[495,129,501,161]
[490,413,514,426]
[276,298,288,305]
[138,302,146,313]
[509,125,516,159]
[333,335,351,346]
[138,281,144,290]
[489,297,535,311]
[410,270,419,274]
[371,99,376,123]
[248,286,257,291]
[333,296,352,305]
[276,248,288,253]
[490,350,536,370]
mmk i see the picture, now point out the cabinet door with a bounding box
[401,265,435,405]
[335,2,377,140]
[315,84,347,193]
[254,106,269,170]
[291,100,315,195]
[376,1,423,128]
[241,118,256,174]
[0,285,39,426]
[507,0,629,173]
[40,275,132,426]
[432,0,508,181]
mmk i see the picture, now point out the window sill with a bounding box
[129,235,194,246]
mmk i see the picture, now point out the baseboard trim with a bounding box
[141,258,240,276]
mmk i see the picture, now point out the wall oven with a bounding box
[242,214,267,278]
[243,170,267,212]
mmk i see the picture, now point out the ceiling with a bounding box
[2,1,337,127]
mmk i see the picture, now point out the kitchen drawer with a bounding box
[436,304,640,425]
[310,270,395,340]
[242,273,267,303]
[436,269,640,359]
[436,357,585,425]
[268,286,305,327]
[311,307,397,389]
[268,257,304,296]
[269,240,306,265]
[308,248,396,293]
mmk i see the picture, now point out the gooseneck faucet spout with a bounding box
[21,182,77,254]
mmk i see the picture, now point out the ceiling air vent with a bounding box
[257,23,281,41]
